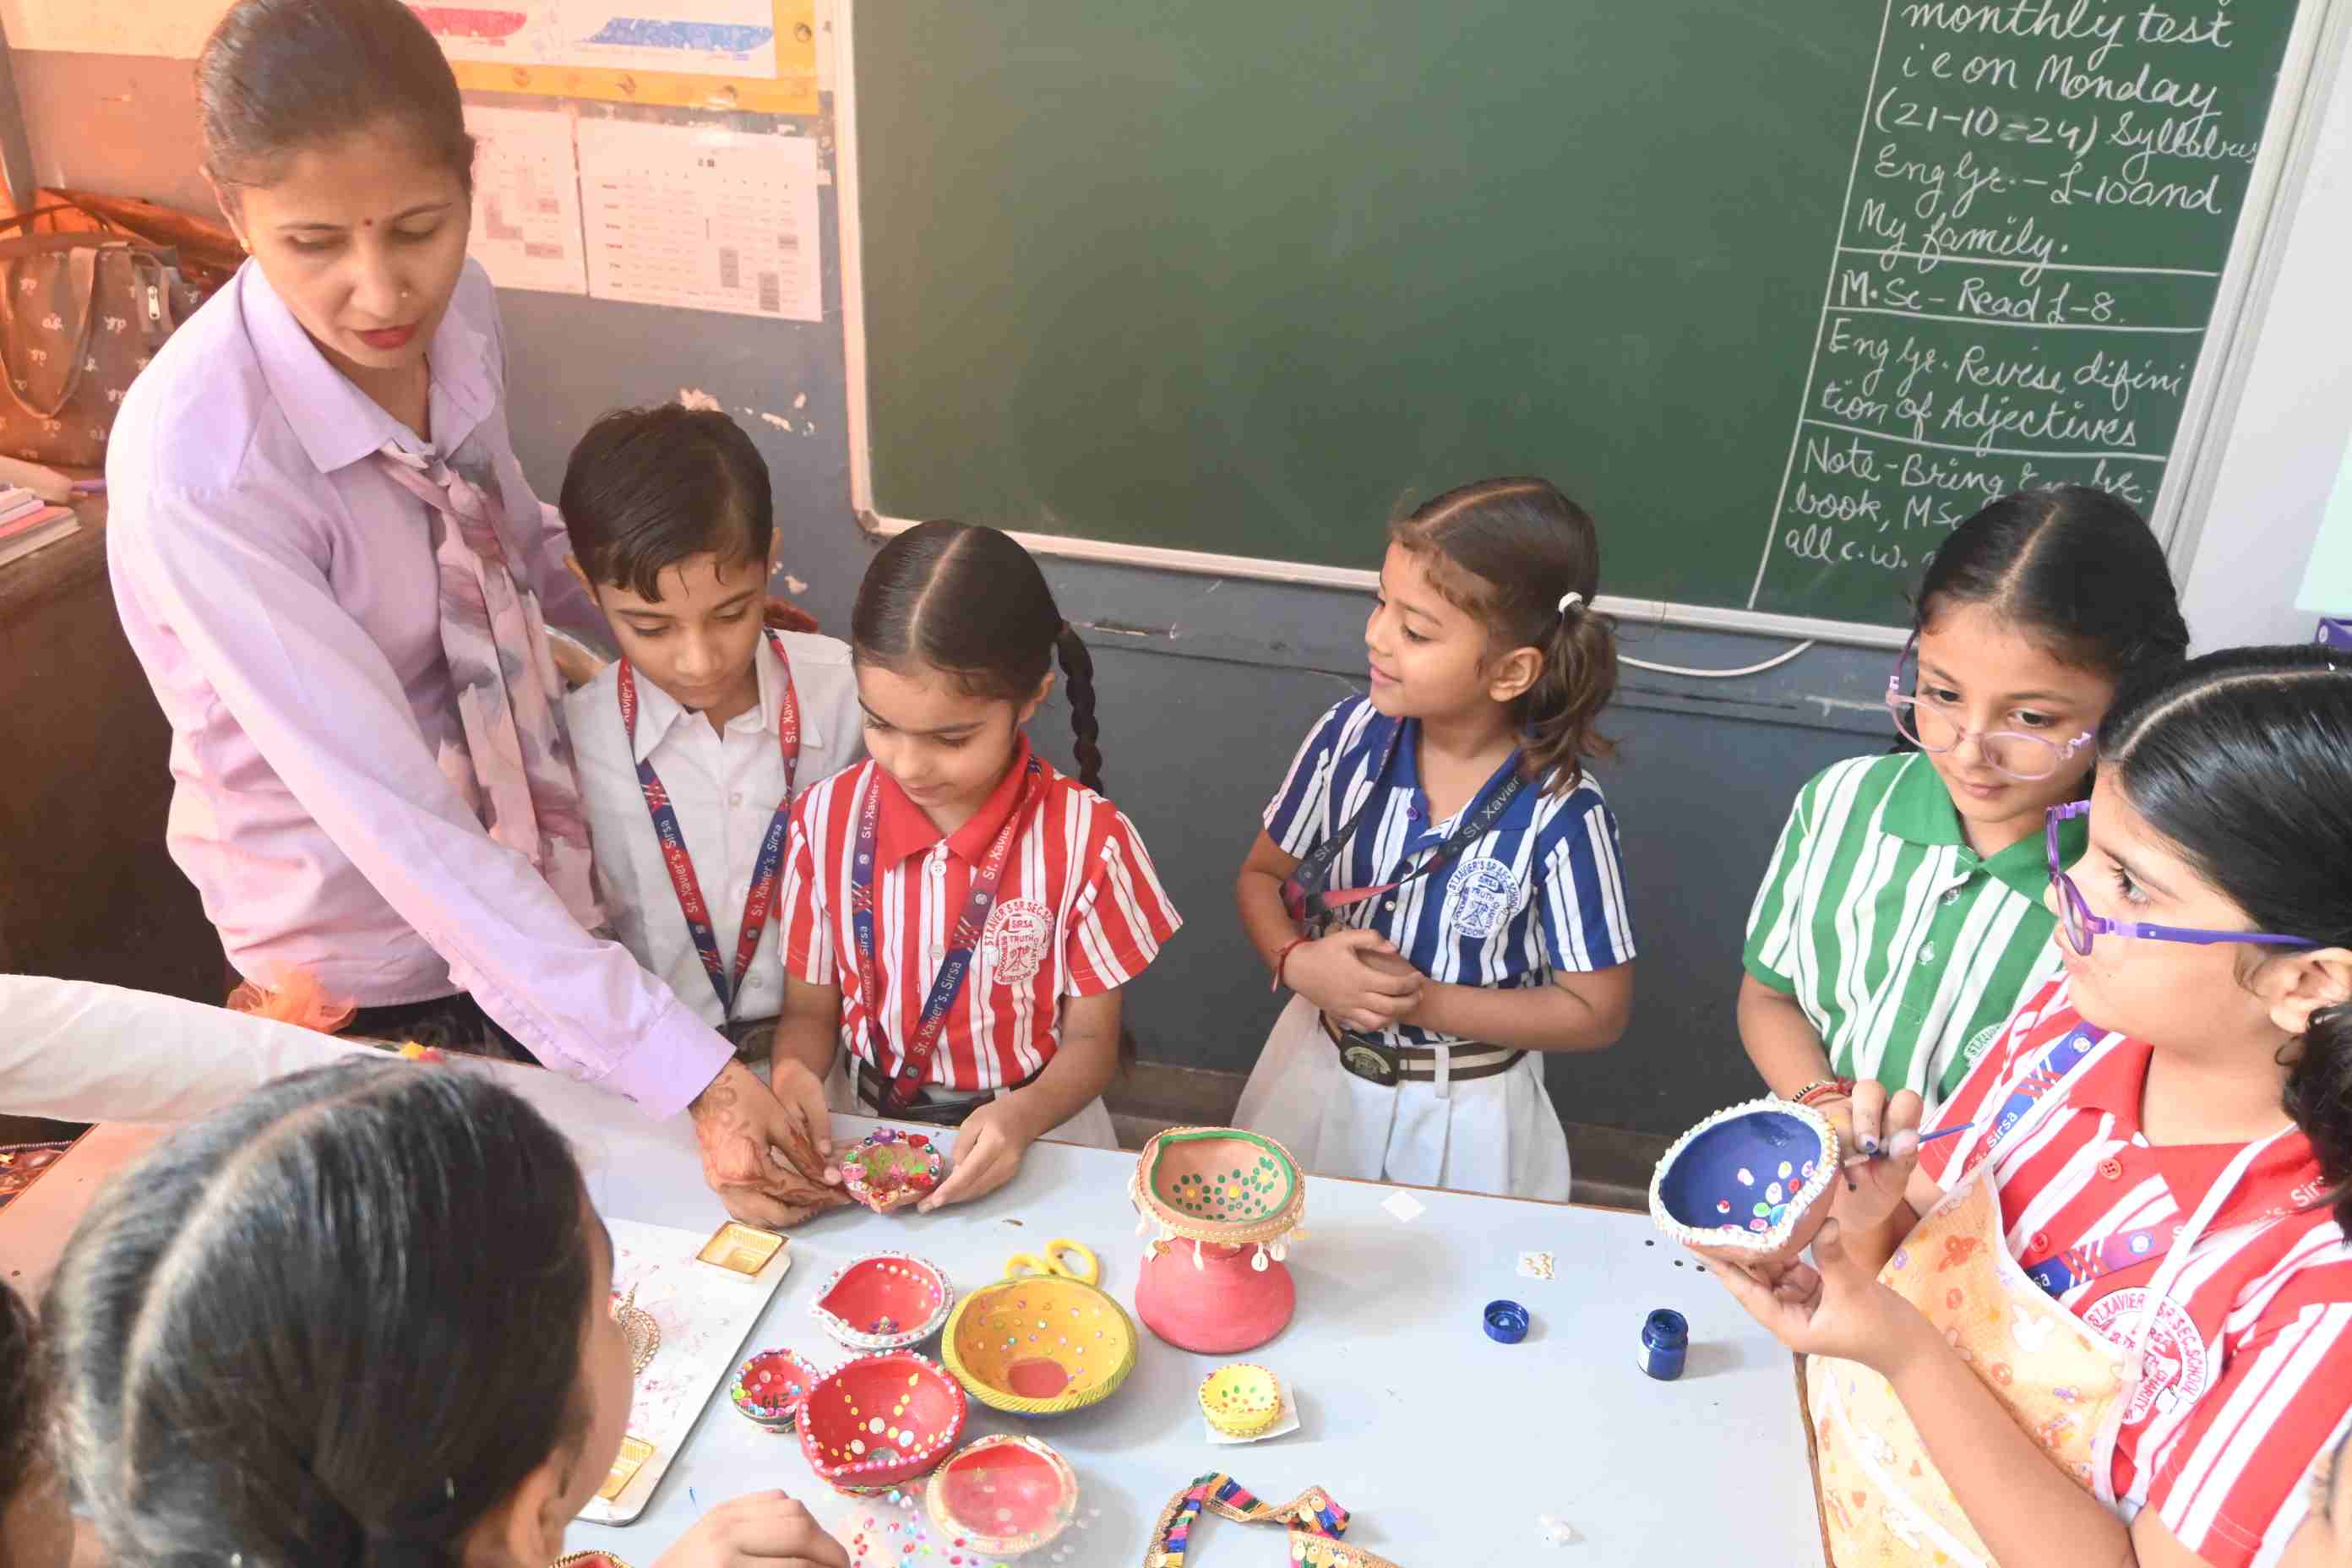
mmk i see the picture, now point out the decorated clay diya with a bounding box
[796,1350,969,1494]
[609,1284,660,1375]
[923,1435,1079,1558]
[1130,1127,1306,1354]
[1649,1097,1841,1266]
[554,1553,636,1568]
[810,1253,954,1352]
[728,1347,828,1433]
[942,1242,1137,1417]
[838,1126,947,1215]
[1197,1363,1285,1438]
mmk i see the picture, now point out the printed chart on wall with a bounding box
[1748,3,2301,624]
[577,120,823,322]
[465,105,589,294]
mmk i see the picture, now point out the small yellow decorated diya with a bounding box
[1197,1363,1284,1437]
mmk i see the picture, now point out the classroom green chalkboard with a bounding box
[842,1,2311,634]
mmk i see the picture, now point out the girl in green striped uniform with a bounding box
[1740,487,2187,1119]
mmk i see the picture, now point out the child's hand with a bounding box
[654,1489,849,1568]
[1835,1080,1924,1233]
[1690,1219,1936,1375]
[1288,928,1423,1033]
[919,1095,1038,1213]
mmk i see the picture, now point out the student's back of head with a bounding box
[43,1059,599,1568]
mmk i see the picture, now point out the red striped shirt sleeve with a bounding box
[2148,1274,2352,1567]
[1062,803,1183,997]
[779,792,836,988]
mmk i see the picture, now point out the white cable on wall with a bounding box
[1621,640,1817,680]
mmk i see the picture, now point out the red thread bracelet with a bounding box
[1271,936,1311,993]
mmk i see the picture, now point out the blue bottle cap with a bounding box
[1642,1309,1689,1349]
[1484,1298,1530,1344]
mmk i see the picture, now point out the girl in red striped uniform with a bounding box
[1700,646,2352,1568]
[773,523,1182,1211]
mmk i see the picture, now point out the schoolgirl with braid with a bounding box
[773,522,1182,1207]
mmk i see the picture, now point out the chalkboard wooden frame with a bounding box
[836,0,2340,651]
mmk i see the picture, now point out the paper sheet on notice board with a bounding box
[411,1,777,77]
[464,106,588,295]
[577,120,821,322]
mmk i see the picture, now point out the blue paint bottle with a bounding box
[1638,1309,1688,1380]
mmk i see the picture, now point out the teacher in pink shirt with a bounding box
[106,0,836,1227]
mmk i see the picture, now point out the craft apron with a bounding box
[1809,1091,2284,1566]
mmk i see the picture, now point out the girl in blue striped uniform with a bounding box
[1234,477,1636,1200]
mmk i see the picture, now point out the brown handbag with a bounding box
[0,208,204,467]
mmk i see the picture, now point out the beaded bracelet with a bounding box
[1788,1076,1854,1108]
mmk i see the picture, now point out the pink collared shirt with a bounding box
[106,258,728,1117]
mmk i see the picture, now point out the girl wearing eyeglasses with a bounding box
[1700,645,2352,1568]
[1742,487,2189,1129]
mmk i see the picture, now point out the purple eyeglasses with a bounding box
[2044,803,2317,956]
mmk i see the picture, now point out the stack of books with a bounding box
[0,486,79,569]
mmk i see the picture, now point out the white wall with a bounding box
[2180,11,2352,651]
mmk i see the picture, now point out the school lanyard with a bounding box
[1280,719,1525,928]
[1979,1021,2302,1299]
[616,629,799,1017]
[849,754,1043,1112]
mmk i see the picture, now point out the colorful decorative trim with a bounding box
[1143,1473,1403,1567]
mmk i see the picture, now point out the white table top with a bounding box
[513,1064,1826,1568]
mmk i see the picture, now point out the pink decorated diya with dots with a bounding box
[728,1347,827,1433]
[1649,1097,1841,1267]
[839,1126,947,1216]
[797,1350,969,1495]
[923,1435,1078,1558]
[810,1252,954,1353]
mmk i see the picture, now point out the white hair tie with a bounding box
[1557,591,1586,618]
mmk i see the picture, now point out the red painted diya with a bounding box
[728,1347,827,1432]
[810,1252,954,1352]
[838,1127,947,1215]
[797,1351,969,1494]
[924,1435,1078,1557]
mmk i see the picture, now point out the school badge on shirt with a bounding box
[2081,1289,2209,1424]
[981,898,1054,986]
[1443,857,1525,939]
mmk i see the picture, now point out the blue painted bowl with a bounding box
[1649,1098,1840,1265]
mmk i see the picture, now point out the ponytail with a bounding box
[1521,596,1620,792]
[1054,623,1105,793]
[2286,1004,2352,1233]
[1391,476,1617,795]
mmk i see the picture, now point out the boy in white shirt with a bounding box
[561,406,864,1057]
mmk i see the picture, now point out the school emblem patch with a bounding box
[2081,1288,2209,1425]
[1444,856,1525,939]
[980,898,1054,986]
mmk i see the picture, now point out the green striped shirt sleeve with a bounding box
[1744,770,1821,991]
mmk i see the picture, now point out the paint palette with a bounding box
[1649,1097,1840,1266]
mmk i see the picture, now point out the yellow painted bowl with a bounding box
[942,1241,1138,1418]
[1197,1363,1283,1437]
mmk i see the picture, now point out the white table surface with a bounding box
[509,1064,1826,1568]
